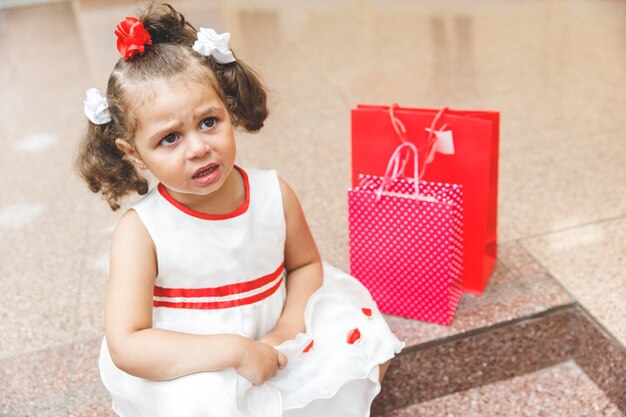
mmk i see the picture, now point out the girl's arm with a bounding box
[260,178,324,346]
[106,210,286,382]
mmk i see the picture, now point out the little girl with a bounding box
[76,4,404,416]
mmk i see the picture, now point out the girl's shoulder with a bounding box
[111,208,154,256]
[240,166,281,194]
[124,186,170,236]
[242,166,295,204]
[241,166,278,180]
[131,185,161,210]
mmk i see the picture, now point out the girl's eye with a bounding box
[201,117,217,129]
[159,133,179,147]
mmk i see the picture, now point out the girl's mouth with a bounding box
[192,164,220,185]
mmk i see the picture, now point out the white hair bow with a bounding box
[84,88,111,125]
[192,28,236,64]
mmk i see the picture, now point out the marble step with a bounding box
[383,361,623,417]
[371,242,626,415]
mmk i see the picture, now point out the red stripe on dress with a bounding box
[153,262,285,298]
[153,276,284,310]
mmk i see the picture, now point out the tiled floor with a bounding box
[0,0,624,415]
[384,361,624,417]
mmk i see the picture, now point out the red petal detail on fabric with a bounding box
[302,340,314,353]
[361,307,372,317]
[347,328,361,344]
[114,17,152,60]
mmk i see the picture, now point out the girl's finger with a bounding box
[277,352,288,369]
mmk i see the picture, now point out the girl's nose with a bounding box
[186,133,210,159]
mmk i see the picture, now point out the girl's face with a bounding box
[118,78,237,210]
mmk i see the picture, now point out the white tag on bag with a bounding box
[433,130,455,155]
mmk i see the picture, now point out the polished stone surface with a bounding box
[523,217,626,345]
[574,310,626,412]
[373,308,577,415]
[374,305,626,415]
[383,361,624,417]
[0,0,625,415]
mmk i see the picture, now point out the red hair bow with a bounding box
[115,17,152,60]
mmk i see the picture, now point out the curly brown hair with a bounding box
[75,3,268,210]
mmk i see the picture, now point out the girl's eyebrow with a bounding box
[147,121,181,143]
[194,106,224,118]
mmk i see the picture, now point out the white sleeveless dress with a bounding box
[99,167,404,417]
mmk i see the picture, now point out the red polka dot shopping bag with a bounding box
[348,142,463,326]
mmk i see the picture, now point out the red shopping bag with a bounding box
[348,142,464,325]
[351,104,499,294]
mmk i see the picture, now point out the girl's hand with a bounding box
[235,339,288,385]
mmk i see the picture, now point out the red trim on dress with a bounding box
[157,166,250,220]
[153,262,285,298]
[153,276,284,310]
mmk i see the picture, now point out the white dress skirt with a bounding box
[99,167,405,417]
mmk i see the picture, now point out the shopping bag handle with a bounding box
[388,103,448,178]
[376,141,420,201]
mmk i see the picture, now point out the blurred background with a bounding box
[0,0,624,415]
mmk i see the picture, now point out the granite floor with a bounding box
[0,0,625,415]
[384,361,623,417]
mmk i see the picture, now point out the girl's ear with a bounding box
[115,138,147,170]
[115,138,143,164]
